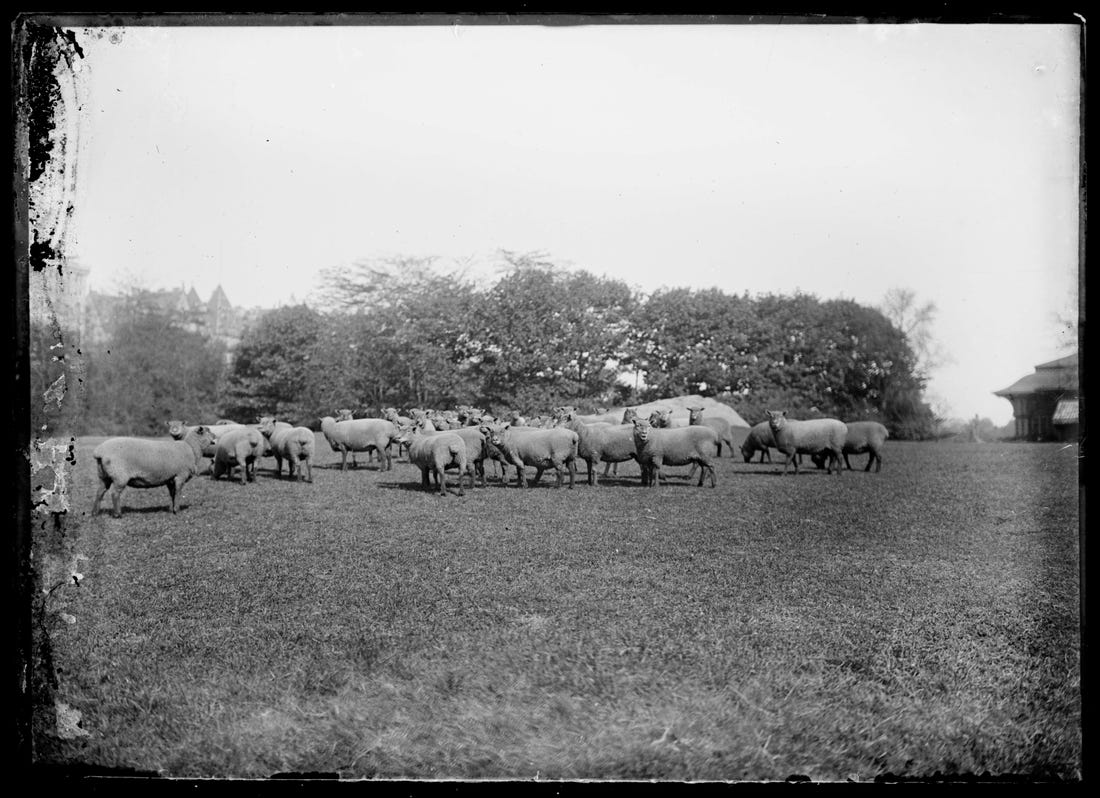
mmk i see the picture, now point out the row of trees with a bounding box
[31,253,938,438]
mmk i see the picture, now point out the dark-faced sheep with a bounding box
[764,410,847,476]
[810,421,889,472]
[92,423,217,517]
[632,418,718,488]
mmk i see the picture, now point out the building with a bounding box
[30,258,266,364]
[993,353,1079,442]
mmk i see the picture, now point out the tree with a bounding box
[81,289,227,435]
[879,288,948,381]
[315,257,483,410]
[468,252,638,411]
[629,288,758,400]
[223,304,324,424]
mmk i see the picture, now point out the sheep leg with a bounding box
[871,451,882,473]
[587,457,598,487]
[92,479,110,516]
[530,467,545,487]
[109,484,124,518]
[238,461,248,485]
[568,458,576,489]
[166,480,179,513]
[844,453,854,471]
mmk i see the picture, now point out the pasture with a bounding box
[33,436,1081,781]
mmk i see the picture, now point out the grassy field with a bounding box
[31,435,1081,781]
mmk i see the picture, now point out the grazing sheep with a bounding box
[686,407,736,457]
[211,426,266,484]
[479,423,578,488]
[740,421,777,463]
[764,410,847,476]
[395,425,471,496]
[92,422,217,517]
[257,416,316,482]
[559,412,638,486]
[810,421,889,473]
[631,418,718,488]
[320,415,399,471]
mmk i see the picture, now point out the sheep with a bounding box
[330,409,382,466]
[686,406,737,458]
[810,421,889,473]
[415,417,491,487]
[169,420,245,459]
[764,410,847,476]
[555,406,622,426]
[257,416,316,482]
[740,421,777,463]
[382,407,415,458]
[479,423,579,488]
[394,425,471,496]
[631,417,718,488]
[558,411,638,486]
[211,426,266,484]
[647,408,689,429]
[320,415,400,471]
[92,422,217,517]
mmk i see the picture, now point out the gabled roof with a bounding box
[1035,352,1078,371]
[994,351,1078,397]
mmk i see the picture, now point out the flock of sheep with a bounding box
[89,404,889,517]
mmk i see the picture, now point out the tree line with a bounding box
[30,253,937,439]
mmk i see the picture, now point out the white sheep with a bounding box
[92,422,217,517]
[764,410,847,476]
[257,416,316,482]
[555,406,623,426]
[382,407,415,458]
[631,418,718,488]
[320,414,400,471]
[558,412,638,486]
[210,426,267,484]
[395,425,471,496]
[810,421,889,473]
[479,423,579,488]
[415,417,491,487]
[686,406,737,457]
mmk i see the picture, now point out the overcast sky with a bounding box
[60,20,1081,425]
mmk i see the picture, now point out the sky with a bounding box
[55,19,1081,425]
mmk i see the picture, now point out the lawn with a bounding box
[30,436,1081,781]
